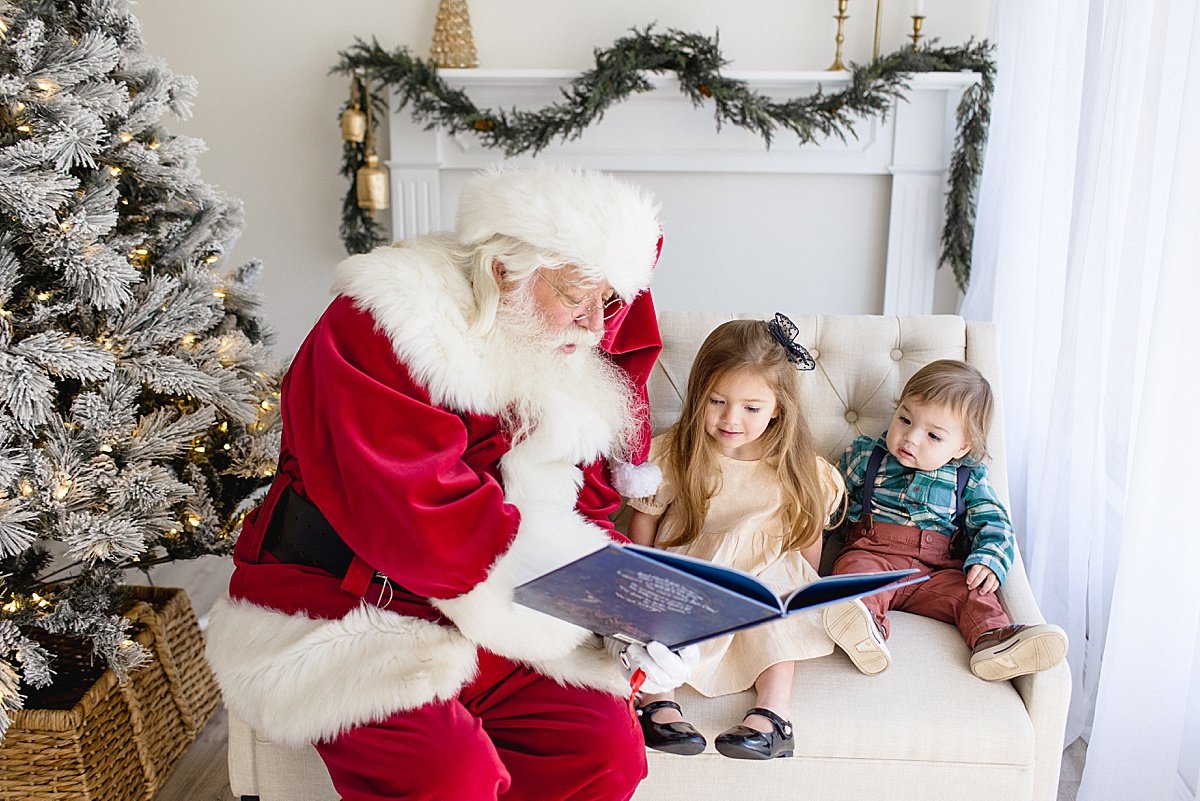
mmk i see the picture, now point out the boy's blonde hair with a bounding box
[660,319,844,552]
[899,360,993,462]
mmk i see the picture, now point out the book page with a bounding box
[514,544,779,649]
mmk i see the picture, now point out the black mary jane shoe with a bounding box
[714,707,795,760]
[636,700,707,756]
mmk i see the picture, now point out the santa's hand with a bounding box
[606,638,700,694]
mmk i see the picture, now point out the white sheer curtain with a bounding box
[961,1,1200,799]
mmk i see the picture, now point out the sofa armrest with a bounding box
[227,709,339,801]
[998,550,1072,801]
[227,710,258,797]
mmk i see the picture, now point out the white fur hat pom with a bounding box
[610,459,663,500]
[455,166,662,300]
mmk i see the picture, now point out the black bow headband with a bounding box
[766,313,816,371]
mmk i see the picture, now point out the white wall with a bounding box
[136,0,989,356]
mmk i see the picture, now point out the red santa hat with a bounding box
[455,165,662,301]
[602,284,665,498]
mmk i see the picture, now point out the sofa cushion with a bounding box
[634,611,1035,801]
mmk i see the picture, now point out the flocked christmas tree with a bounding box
[0,0,281,737]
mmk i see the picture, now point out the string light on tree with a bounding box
[0,0,284,739]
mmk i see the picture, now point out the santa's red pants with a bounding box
[313,649,647,800]
[832,520,1011,648]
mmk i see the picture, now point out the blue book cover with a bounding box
[513,543,925,649]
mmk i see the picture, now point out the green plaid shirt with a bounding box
[840,433,1015,585]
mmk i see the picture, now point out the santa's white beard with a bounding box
[493,293,635,461]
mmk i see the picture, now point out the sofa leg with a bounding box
[240,797,260,801]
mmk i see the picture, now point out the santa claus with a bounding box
[205,166,694,800]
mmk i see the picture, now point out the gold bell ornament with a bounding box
[356,153,389,211]
[351,81,388,211]
[340,76,367,143]
[355,104,389,211]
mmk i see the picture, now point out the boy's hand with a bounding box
[966,564,1000,595]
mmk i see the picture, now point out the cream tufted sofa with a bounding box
[225,313,1070,801]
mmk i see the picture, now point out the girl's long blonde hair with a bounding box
[659,319,842,552]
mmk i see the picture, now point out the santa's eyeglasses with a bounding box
[536,271,626,321]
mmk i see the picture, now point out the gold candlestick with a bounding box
[828,0,850,71]
[873,0,883,61]
[909,15,925,48]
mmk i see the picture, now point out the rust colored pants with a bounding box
[831,520,1010,648]
[314,649,647,801]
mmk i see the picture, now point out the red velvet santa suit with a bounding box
[205,232,663,800]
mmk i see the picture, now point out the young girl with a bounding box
[627,315,845,761]
[823,360,1067,681]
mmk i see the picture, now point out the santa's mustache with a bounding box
[554,326,604,349]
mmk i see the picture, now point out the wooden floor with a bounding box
[155,706,232,801]
[147,556,1088,801]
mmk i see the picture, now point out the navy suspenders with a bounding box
[861,445,971,556]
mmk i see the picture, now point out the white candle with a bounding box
[914,0,925,15]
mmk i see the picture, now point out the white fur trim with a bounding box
[432,501,612,663]
[610,460,663,498]
[456,166,661,300]
[331,241,627,468]
[534,635,631,696]
[431,387,627,665]
[331,238,500,418]
[204,597,477,747]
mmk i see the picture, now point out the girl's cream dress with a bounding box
[628,435,845,696]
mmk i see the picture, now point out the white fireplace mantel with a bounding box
[387,69,979,315]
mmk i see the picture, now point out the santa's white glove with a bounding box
[605,637,700,695]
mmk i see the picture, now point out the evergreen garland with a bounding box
[334,27,993,290]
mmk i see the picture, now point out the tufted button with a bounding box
[844,410,859,423]
[890,348,903,361]
[808,348,819,360]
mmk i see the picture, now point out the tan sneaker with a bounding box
[824,599,891,675]
[970,623,1068,681]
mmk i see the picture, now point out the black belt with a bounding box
[263,487,391,586]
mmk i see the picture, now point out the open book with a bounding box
[514,543,925,650]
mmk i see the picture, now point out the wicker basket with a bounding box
[126,586,221,739]
[0,586,220,801]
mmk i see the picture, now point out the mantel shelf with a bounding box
[430,68,980,91]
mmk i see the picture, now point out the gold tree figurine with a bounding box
[430,0,479,68]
